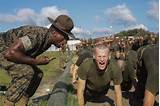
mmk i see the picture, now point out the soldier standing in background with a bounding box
[70,41,93,84]
[121,43,138,91]
[0,15,75,106]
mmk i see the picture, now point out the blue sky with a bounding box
[0,0,159,38]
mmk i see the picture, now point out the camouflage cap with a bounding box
[48,15,76,39]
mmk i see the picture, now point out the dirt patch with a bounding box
[31,68,63,98]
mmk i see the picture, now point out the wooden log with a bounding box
[47,82,68,106]
[32,49,73,106]
[47,61,72,106]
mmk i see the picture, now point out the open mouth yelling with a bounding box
[98,61,106,70]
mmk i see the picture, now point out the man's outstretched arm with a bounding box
[114,84,123,106]
[77,77,86,106]
[143,90,155,106]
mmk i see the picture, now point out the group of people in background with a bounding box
[70,34,158,106]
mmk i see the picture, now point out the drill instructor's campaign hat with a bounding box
[48,15,76,39]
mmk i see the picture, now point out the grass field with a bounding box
[0,51,62,84]
[0,51,66,103]
[0,51,78,106]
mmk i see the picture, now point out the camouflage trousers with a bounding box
[0,53,43,103]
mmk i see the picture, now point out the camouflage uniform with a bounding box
[0,26,52,103]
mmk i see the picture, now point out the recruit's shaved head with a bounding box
[93,44,110,71]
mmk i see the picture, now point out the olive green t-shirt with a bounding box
[78,58,122,92]
[124,50,137,81]
[137,44,158,95]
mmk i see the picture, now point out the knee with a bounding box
[22,66,35,80]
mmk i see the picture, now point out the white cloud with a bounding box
[72,27,86,34]
[0,6,69,26]
[91,27,113,38]
[41,6,68,19]
[104,4,136,25]
[72,27,114,39]
[72,27,91,35]
[72,27,91,39]
[17,8,36,21]
[147,1,159,21]
[0,14,17,23]
[16,8,38,25]
[124,24,148,31]
[93,27,113,34]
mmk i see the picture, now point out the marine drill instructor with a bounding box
[0,15,75,106]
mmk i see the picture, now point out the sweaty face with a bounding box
[95,48,109,71]
[51,31,67,48]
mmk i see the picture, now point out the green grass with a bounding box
[0,51,62,85]
[0,51,66,105]
[0,50,78,106]
[0,69,11,86]
[67,92,78,106]
[67,83,78,106]
[38,51,62,81]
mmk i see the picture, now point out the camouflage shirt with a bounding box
[0,25,52,57]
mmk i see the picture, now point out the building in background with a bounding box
[47,39,81,51]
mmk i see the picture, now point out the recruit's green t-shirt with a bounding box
[137,44,158,95]
[78,58,122,92]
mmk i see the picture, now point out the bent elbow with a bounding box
[4,49,16,60]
